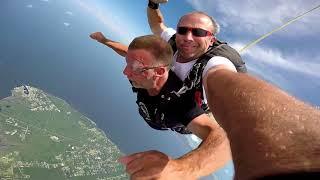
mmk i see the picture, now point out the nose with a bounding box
[123,65,132,77]
[184,30,194,41]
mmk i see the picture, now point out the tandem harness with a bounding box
[132,35,247,134]
[166,34,247,112]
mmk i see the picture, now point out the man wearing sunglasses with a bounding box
[147,1,246,111]
[146,0,247,178]
[90,33,232,179]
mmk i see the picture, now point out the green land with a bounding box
[0,86,127,180]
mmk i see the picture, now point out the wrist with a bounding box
[99,38,108,44]
[148,0,159,9]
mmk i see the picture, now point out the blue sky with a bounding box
[69,0,320,106]
[1,0,197,157]
[1,0,319,159]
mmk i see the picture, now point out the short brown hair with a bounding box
[128,35,173,67]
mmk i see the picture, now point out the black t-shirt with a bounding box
[132,71,205,134]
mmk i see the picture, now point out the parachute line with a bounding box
[239,4,320,53]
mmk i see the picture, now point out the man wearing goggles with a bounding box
[90,33,232,179]
[91,32,320,179]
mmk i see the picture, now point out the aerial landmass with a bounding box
[0,86,127,180]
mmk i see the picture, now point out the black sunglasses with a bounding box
[177,27,213,37]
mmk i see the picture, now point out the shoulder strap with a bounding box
[168,34,177,53]
[206,40,247,73]
[167,37,247,111]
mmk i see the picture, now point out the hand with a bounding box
[150,0,168,4]
[119,150,193,180]
[89,32,106,43]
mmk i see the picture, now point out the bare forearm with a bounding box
[90,32,128,57]
[147,7,167,36]
[175,128,232,178]
[206,69,320,179]
[100,40,128,57]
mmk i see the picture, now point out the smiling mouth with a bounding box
[181,46,195,52]
[181,43,196,48]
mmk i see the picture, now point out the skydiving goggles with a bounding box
[126,59,169,74]
[177,26,213,37]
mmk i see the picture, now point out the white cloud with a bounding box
[63,22,70,27]
[73,0,134,43]
[186,0,320,37]
[232,42,320,78]
[65,11,73,16]
[26,4,33,8]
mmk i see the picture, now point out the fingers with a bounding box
[89,32,98,40]
[119,152,144,166]
[119,152,146,175]
[119,151,173,180]
[126,158,144,174]
[89,32,103,40]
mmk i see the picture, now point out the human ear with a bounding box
[211,36,217,44]
[154,67,166,77]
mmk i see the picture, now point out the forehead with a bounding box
[126,49,154,65]
[178,14,213,30]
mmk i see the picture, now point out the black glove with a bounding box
[148,0,159,9]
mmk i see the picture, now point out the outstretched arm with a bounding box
[147,1,168,36]
[119,115,232,179]
[90,32,128,57]
[205,69,320,179]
